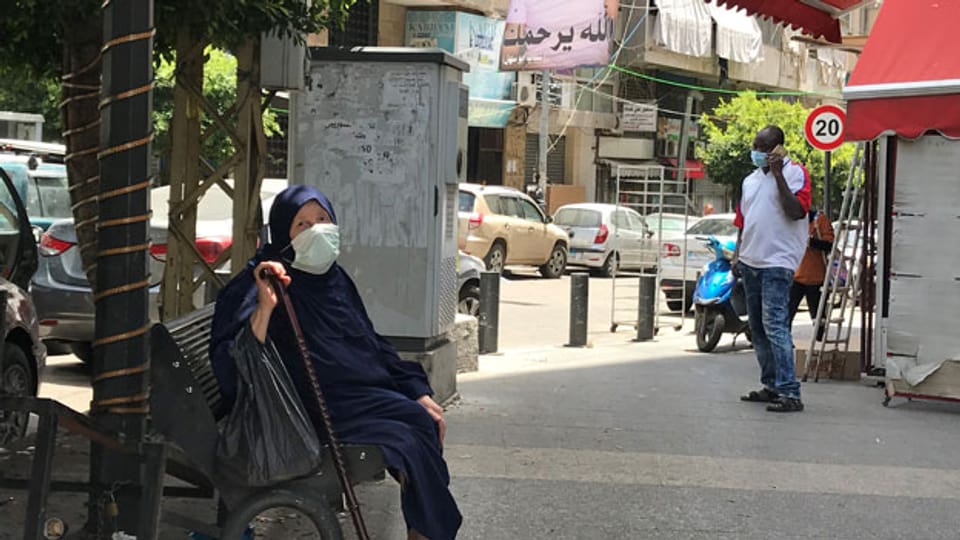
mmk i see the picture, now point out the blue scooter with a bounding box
[692,236,751,352]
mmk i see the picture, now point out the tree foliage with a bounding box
[0,67,62,138]
[0,0,357,139]
[697,92,855,215]
[152,48,281,178]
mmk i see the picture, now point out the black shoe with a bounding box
[767,397,804,413]
[740,388,779,402]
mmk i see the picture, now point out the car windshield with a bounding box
[30,174,72,218]
[687,218,737,237]
[554,208,601,227]
[459,191,476,212]
[646,215,687,232]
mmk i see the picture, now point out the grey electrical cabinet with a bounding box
[291,47,469,341]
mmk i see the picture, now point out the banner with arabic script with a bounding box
[500,0,617,71]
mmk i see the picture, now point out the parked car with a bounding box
[30,179,288,362]
[643,212,698,240]
[457,251,485,317]
[457,183,569,277]
[553,203,660,277]
[0,167,48,446]
[0,139,71,231]
[659,213,738,312]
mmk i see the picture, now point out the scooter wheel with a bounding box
[696,310,725,352]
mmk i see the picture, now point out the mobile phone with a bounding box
[770,144,788,157]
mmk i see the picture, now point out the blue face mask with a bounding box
[750,150,768,168]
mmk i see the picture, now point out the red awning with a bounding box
[706,0,872,43]
[843,0,960,141]
[663,158,705,180]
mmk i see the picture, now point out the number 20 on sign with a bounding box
[805,104,845,151]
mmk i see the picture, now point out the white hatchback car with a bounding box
[553,203,660,277]
[658,213,739,312]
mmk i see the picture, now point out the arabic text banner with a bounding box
[500,0,618,71]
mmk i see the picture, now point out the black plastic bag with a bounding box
[215,325,322,487]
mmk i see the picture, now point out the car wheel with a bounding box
[0,343,35,446]
[70,342,93,364]
[484,242,507,274]
[458,284,480,317]
[598,252,619,278]
[539,243,567,279]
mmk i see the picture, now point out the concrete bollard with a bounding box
[635,275,656,341]
[567,272,590,347]
[568,273,589,347]
[478,271,500,354]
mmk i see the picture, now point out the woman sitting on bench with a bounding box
[210,185,462,540]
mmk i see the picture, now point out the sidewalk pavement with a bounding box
[5,301,957,540]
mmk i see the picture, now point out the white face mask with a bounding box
[290,223,340,275]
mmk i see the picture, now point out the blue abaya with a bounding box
[210,185,462,539]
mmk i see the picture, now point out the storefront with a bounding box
[405,10,517,185]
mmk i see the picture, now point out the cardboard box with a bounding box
[795,349,862,381]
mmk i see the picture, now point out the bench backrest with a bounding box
[149,304,219,477]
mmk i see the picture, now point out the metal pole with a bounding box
[93,0,154,534]
[824,150,832,218]
[478,271,500,354]
[538,70,551,200]
[636,275,656,341]
[568,273,589,347]
[676,91,701,326]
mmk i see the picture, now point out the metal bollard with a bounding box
[635,275,656,341]
[568,273,589,347]
[478,271,500,354]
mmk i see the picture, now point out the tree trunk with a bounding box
[231,39,266,276]
[161,31,205,320]
[61,11,103,289]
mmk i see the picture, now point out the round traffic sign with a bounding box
[805,105,846,151]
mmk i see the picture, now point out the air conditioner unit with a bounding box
[513,82,537,107]
[512,71,538,107]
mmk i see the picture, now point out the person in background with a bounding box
[789,207,834,340]
[733,125,811,413]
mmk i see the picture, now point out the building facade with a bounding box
[293,0,879,213]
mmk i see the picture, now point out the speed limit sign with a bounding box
[805,105,845,151]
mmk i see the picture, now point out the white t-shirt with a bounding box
[734,158,812,271]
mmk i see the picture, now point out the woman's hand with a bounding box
[254,261,290,311]
[250,261,291,343]
[417,395,446,447]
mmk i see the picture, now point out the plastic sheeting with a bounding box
[704,1,763,63]
[654,0,713,58]
[884,136,960,387]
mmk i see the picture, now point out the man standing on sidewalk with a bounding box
[734,125,811,413]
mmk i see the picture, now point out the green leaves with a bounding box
[697,92,855,214]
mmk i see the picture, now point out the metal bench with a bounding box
[150,303,386,538]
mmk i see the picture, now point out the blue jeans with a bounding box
[739,263,801,400]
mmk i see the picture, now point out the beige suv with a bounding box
[458,183,569,278]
